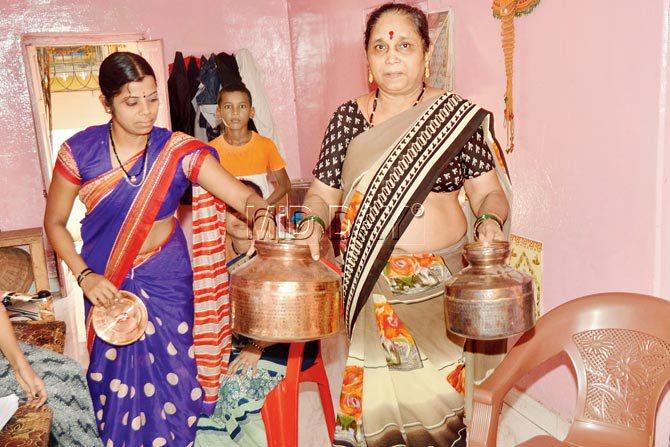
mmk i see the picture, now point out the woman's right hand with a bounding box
[295,221,324,261]
[14,363,47,408]
[80,273,119,307]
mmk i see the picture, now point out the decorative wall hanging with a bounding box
[492,0,542,153]
[426,8,454,92]
[508,233,543,317]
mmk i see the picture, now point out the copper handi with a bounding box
[91,290,148,346]
[445,240,535,340]
[230,239,342,342]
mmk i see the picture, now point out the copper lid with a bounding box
[91,291,148,346]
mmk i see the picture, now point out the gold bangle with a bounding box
[246,339,265,353]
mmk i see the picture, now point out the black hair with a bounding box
[364,2,430,52]
[240,179,263,198]
[98,52,156,104]
[217,82,253,106]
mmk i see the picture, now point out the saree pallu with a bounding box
[55,124,231,446]
[334,93,512,447]
[336,241,469,447]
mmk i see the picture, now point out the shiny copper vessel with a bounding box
[445,241,535,340]
[91,291,148,346]
[230,240,342,342]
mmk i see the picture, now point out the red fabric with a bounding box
[54,158,82,185]
[168,55,202,75]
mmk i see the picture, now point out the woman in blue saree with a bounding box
[44,52,275,447]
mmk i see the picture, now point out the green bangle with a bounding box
[474,213,504,234]
[299,215,327,233]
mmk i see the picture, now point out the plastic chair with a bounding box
[469,292,670,447]
[261,341,336,447]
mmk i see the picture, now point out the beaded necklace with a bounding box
[368,83,426,127]
[109,124,150,188]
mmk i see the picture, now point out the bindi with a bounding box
[389,30,394,40]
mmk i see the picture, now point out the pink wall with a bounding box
[2,0,669,441]
[288,0,670,440]
[0,0,299,232]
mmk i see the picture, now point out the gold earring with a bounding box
[368,70,374,84]
[425,64,430,78]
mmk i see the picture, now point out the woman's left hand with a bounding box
[227,345,262,377]
[476,219,505,242]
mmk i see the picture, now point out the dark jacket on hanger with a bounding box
[167,52,195,135]
[187,57,200,109]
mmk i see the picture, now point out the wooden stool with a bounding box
[0,320,67,444]
[261,341,336,447]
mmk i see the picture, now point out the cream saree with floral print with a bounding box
[333,93,512,447]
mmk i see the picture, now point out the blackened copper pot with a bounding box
[230,239,342,342]
[445,240,535,340]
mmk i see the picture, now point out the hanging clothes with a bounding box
[215,52,242,88]
[192,55,218,142]
[187,57,200,109]
[167,51,195,135]
[168,55,201,76]
[235,48,286,159]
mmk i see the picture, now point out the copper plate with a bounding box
[91,291,148,346]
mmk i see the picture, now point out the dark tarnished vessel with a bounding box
[445,240,535,340]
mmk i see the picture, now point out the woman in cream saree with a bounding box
[331,93,512,447]
[307,91,511,447]
[299,5,512,445]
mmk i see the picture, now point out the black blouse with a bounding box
[313,100,495,192]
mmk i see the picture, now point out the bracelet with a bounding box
[76,268,93,286]
[298,218,325,239]
[474,213,504,238]
[299,215,327,233]
[245,339,265,353]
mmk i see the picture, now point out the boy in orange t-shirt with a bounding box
[209,83,290,205]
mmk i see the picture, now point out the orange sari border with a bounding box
[78,152,144,212]
[54,142,82,185]
[104,133,201,286]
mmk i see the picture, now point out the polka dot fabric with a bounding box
[86,230,203,446]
